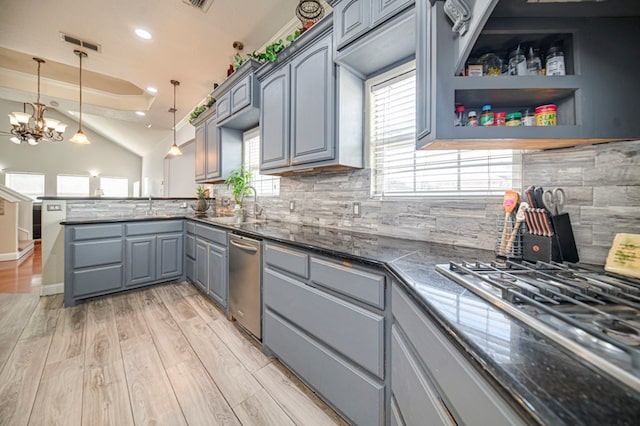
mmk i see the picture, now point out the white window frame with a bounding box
[366,62,522,199]
[99,176,129,197]
[4,172,45,200]
[56,174,90,197]
[243,128,280,197]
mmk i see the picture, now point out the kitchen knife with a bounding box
[534,187,546,212]
[538,209,553,237]
[543,209,555,236]
[525,186,537,208]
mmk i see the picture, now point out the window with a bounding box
[100,177,129,197]
[243,129,280,196]
[5,173,45,200]
[369,67,521,197]
[57,175,90,197]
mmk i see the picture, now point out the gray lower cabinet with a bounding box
[185,229,196,282]
[391,282,525,425]
[189,223,228,308]
[262,242,388,425]
[64,220,183,307]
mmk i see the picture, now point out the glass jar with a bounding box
[522,109,536,126]
[480,104,494,126]
[479,53,502,76]
[495,111,506,126]
[505,112,522,126]
[546,46,565,76]
[527,47,542,75]
[466,111,478,127]
[508,46,527,76]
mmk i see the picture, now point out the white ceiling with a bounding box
[0,0,302,156]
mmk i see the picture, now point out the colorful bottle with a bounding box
[480,104,494,126]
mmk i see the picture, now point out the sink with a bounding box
[208,216,266,225]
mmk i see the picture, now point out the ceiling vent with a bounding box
[59,32,102,53]
[182,0,215,12]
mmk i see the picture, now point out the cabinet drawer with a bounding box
[196,224,227,246]
[71,239,122,269]
[311,257,385,309]
[126,220,183,236]
[264,244,309,279]
[392,285,524,425]
[186,221,196,234]
[185,234,196,259]
[72,224,122,241]
[264,309,384,426]
[72,264,123,296]
[264,268,384,378]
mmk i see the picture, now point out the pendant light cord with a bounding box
[78,53,83,129]
[173,81,177,145]
[36,60,41,105]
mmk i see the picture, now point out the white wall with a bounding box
[141,120,194,196]
[165,140,197,197]
[0,98,142,196]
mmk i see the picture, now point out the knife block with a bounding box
[523,213,579,263]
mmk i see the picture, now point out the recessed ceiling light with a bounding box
[136,111,146,116]
[146,86,158,93]
[135,29,152,40]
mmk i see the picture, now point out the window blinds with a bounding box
[370,70,521,197]
[243,129,280,196]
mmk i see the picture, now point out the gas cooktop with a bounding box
[436,260,640,392]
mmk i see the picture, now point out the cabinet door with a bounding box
[230,74,252,114]
[156,233,183,280]
[334,0,371,50]
[195,124,206,180]
[205,116,220,180]
[449,0,498,74]
[371,0,413,27]
[416,0,433,142]
[260,67,290,170]
[216,91,231,121]
[208,244,227,307]
[290,34,335,166]
[126,236,156,287]
[194,239,208,293]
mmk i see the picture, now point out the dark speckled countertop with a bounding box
[62,215,640,424]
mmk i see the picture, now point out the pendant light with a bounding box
[167,79,182,156]
[70,50,90,145]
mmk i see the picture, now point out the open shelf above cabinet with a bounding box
[416,0,640,151]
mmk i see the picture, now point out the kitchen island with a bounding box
[60,215,640,425]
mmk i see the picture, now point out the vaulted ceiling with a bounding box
[0,0,302,156]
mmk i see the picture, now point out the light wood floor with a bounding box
[0,282,346,426]
[0,241,41,294]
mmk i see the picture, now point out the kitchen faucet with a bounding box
[240,186,263,219]
[147,194,154,215]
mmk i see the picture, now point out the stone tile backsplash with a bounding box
[66,198,197,219]
[213,140,640,265]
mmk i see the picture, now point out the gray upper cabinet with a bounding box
[194,123,206,180]
[260,67,290,170]
[205,116,220,180]
[230,74,253,113]
[290,35,334,166]
[372,0,414,26]
[334,0,371,49]
[257,16,363,175]
[215,91,231,122]
[417,0,640,150]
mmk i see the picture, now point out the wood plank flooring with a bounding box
[0,241,41,294]
[0,282,347,426]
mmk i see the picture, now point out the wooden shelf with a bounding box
[419,137,623,151]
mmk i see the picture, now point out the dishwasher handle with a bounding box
[230,239,259,253]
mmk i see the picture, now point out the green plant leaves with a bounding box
[224,168,252,206]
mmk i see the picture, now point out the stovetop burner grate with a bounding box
[437,260,640,392]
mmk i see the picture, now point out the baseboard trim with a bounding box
[0,245,34,262]
[41,283,64,296]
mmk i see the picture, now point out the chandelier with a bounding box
[8,57,67,145]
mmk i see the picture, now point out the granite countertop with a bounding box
[62,215,640,424]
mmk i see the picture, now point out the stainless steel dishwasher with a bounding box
[228,233,262,340]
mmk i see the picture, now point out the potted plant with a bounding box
[225,168,252,222]
[191,185,210,217]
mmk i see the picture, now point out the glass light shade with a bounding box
[45,118,60,130]
[8,114,19,126]
[28,138,38,145]
[168,143,182,156]
[70,129,90,144]
[10,136,21,144]
[55,123,68,133]
[12,111,31,124]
